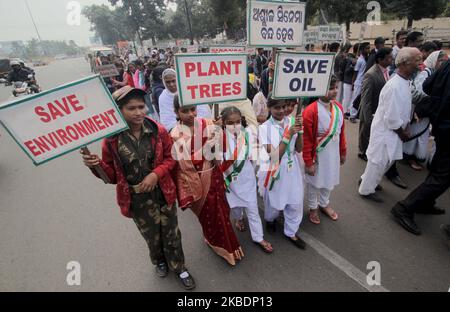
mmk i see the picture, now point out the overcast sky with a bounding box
[0,0,177,47]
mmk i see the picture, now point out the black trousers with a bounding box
[394,137,450,215]
[384,162,400,179]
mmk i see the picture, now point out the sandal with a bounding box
[309,209,321,225]
[235,219,247,232]
[319,206,338,221]
[254,240,273,254]
[409,160,423,171]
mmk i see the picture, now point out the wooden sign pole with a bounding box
[81,146,111,184]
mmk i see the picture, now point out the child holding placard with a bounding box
[258,97,306,249]
[171,97,244,266]
[220,106,273,254]
[302,76,347,225]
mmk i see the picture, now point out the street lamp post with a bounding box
[24,0,46,55]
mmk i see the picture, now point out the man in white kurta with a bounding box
[358,74,411,199]
[359,48,423,202]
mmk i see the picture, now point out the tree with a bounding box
[82,5,123,45]
[166,0,220,41]
[306,0,374,31]
[386,0,447,28]
[109,0,168,45]
[208,0,247,40]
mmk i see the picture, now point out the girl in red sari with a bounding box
[171,96,244,266]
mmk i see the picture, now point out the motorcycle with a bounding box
[12,81,31,97]
[12,74,40,97]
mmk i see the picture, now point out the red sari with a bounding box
[172,118,244,265]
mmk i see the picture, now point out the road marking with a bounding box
[301,231,390,292]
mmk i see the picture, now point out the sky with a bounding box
[0,0,177,47]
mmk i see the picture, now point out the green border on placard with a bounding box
[174,53,249,107]
[272,51,336,100]
[247,0,306,48]
[0,75,129,166]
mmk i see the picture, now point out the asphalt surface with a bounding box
[0,58,449,292]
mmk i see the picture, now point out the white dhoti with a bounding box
[359,148,395,195]
[342,83,353,114]
[350,84,362,118]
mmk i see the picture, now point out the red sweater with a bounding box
[302,101,347,167]
[91,117,177,218]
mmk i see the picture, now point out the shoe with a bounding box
[266,221,276,234]
[388,176,408,189]
[155,262,169,278]
[344,113,350,120]
[391,208,421,235]
[349,117,357,123]
[358,179,382,192]
[284,235,306,250]
[360,192,383,203]
[415,207,446,215]
[178,270,196,290]
[358,153,368,161]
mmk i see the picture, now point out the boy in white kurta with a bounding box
[303,77,347,224]
[221,107,273,253]
[258,98,306,249]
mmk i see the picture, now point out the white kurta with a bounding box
[366,74,412,165]
[159,89,177,130]
[224,131,264,242]
[305,101,343,190]
[224,131,258,208]
[258,117,304,211]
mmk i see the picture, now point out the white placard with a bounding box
[303,30,319,45]
[247,0,305,47]
[0,75,128,165]
[95,64,119,78]
[318,25,343,42]
[175,53,248,106]
[186,45,199,53]
[273,51,335,98]
[209,46,247,53]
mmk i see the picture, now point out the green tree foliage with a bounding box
[208,0,247,39]
[166,0,220,41]
[385,0,447,28]
[109,0,168,45]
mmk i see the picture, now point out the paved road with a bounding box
[0,58,449,292]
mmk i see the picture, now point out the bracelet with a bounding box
[298,130,304,135]
[282,137,290,145]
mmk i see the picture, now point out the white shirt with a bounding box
[354,56,367,87]
[366,74,412,165]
